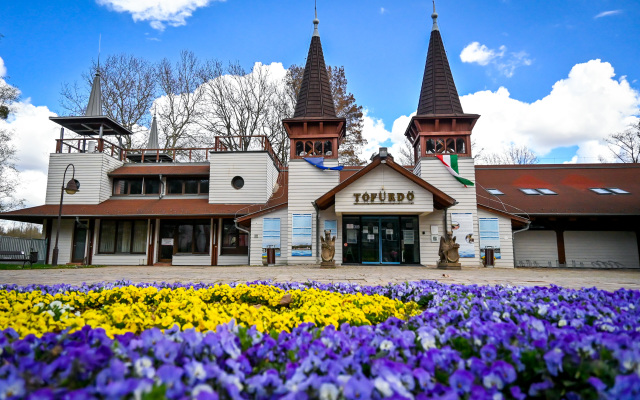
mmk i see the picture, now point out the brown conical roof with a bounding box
[293,18,337,119]
[416,11,464,115]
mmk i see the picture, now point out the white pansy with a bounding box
[192,384,213,398]
[558,319,567,327]
[380,340,395,351]
[374,377,393,397]
[319,383,339,400]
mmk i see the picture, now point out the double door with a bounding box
[343,216,420,265]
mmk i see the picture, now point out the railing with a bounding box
[55,135,284,170]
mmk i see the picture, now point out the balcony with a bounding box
[55,135,284,170]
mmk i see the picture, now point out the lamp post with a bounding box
[51,164,80,266]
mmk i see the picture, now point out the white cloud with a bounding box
[594,10,622,19]
[96,0,223,31]
[361,110,414,162]
[0,56,6,77]
[1,100,59,207]
[460,42,505,66]
[460,42,531,77]
[380,7,386,15]
[460,59,640,161]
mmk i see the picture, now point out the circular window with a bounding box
[231,176,244,190]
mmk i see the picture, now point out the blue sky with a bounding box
[1,0,639,206]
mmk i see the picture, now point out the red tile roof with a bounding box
[109,164,210,176]
[475,164,640,216]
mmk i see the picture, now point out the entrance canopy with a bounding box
[315,154,456,215]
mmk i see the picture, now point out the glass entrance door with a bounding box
[71,221,88,263]
[343,216,420,265]
[159,223,175,262]
[361,217,380,263]
[380,217,401,264]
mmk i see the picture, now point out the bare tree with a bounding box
[477,143,538,165]
[60,54,156,148]
[396,137,415,166]
[155,50,212,151]
[602,121,640,163]
[0,79,23,211]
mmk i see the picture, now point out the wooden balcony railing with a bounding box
[55,135,284,170]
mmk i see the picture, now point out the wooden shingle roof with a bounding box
[416,23,464,115]
[293,35,337,118]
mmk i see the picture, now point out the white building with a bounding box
[2,10,639,269]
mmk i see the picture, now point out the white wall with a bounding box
[172,254,211,266]
[249,207,289,266]
[48,219,74,265]
[209,152,278,204]
[288,159,340,264]
[514,230,558,267]
[564,231,639,269]
[335,164,433,215]
[477,209,515,268]
[45,153,122,205]
[218,255,249,266]
[420,210,445,267]
[418,157,481,267]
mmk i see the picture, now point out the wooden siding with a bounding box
[514,230,558,267]
[477,208,515,268]
[335,164,433,215]
[564,231,639,269]
[288,159,340,263]
[420,211,445,266]
[47,219,74,265]
[249,207,289,266]
[45,153,122,205]
[92,254,147,265]
[172,254,212,266]
[418,157,481,266]
[218,255,249,266]
[209,152,276,204]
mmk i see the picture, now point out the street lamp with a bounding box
[51,164,80,266]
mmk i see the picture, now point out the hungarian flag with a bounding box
[436,154,474,187]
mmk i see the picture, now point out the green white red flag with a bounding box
[436,154,474,187]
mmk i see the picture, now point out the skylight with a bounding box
[590,188,612,195]
[607,188,630,194]
[487,189,504,195]
[520,188,540,195]
[536,188,557,195]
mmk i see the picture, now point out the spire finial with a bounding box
[97,34,101,74]
[431,0,439,31]
[313,0,320,37]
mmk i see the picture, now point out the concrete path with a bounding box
[1,266,639,291]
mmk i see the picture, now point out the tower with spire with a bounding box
[282,8,346,263]
[406,2,482,266]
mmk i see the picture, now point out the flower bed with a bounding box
[0,280,639,399]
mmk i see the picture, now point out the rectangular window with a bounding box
[166,178,209,195]
[262,218,281,257]
[113,178,160,195]
[520,188,540,195]
[99,220,147,254]
[487,189,504,195]
[292,214,312,257]
[98,220,116,253]
[536,188,557,195]
[177,225,194,253]
[145,179,161,195]
[193,224,210,253]
[607,188,629,194]
[590,188,612,195]
[222,219,248,255]
[168,179,183,194]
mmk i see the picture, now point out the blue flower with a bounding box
[543,348,564,376]
[343,376,373,399]
[449,369,474,394]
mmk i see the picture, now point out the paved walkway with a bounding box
[1,266,639,291]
